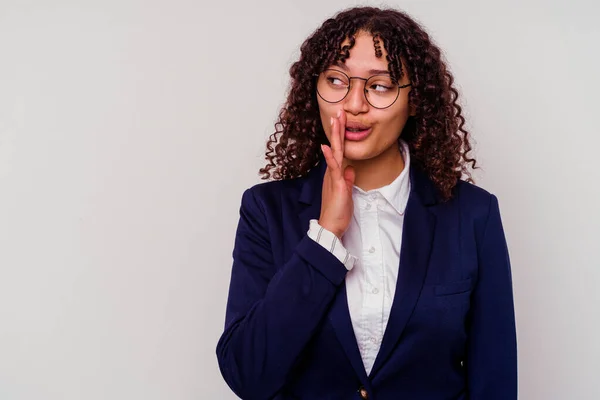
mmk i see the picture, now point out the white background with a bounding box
[1,0,599,399]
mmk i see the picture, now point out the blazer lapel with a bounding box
[328,280,370,382]
[368,165,438,378]
[295,156,369,383]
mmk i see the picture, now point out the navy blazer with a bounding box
[216,156,517,400]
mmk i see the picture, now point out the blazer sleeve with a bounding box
[466,194,518,399]
[216,186,349,400]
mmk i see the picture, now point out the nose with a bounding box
[343,79,370,114]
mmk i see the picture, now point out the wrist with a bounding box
[317,219,343,239]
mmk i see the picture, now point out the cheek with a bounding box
[376,108,410,136]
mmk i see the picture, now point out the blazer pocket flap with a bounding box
[434,278,473,296]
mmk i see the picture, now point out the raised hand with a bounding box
[318,110,355,239]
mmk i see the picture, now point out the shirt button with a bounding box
[368,246,375,253]
[372,288,379,294]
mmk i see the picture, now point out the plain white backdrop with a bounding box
[1,0,599,399]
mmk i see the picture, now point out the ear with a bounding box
[409,103,416,117]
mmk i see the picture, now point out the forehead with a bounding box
[336,31,390,74]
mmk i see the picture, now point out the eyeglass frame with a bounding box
[313,68,412,110]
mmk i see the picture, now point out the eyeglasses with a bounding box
[314,69,412,109]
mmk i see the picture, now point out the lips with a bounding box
[344,126,372,141]
[345,121,371,130]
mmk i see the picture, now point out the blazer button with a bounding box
[358,385,369,399]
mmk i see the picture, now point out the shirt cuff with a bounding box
[307,219,357,271]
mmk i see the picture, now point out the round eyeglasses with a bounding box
[314,69,412,109]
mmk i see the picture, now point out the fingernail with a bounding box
[336,110,342,118]
[330,117,334,126]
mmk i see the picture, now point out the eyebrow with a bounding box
[334,61,390,75]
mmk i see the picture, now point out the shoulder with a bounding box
[448,179,501,226]
[453,179,497,210]
[451,179,503,237]
[241,160,324,211]
[239,175,305,214]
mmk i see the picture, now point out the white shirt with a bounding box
[307,139,411,376]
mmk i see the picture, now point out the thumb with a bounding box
[343,165,355,187]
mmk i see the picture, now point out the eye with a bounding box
[327,77,346,86]
[369,83,393,92]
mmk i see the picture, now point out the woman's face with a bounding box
[317,30,415,162]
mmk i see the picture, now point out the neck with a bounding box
[344,143,406,191]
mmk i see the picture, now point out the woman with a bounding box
[216,6,517,400]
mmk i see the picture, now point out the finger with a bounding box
[330,116,341,165]
[343,164,355,191]
[332,114,343,166]
[338,110,346,162]
[321,144,342,180]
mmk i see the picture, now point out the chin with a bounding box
[342,142,379,161]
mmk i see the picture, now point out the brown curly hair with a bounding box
[259,6,478,201]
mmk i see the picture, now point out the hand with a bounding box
[318,110,355,239]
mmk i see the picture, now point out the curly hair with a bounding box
[259,6,479,201]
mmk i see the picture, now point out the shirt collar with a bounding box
[352,139,411,215]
